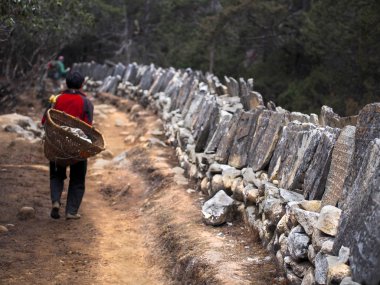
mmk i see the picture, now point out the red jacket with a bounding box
[42,89,94,125]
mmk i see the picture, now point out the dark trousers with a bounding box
[50,160,87,215]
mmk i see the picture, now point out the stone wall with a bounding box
[72,62,379,285]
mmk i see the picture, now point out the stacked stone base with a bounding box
[71,61,379,285]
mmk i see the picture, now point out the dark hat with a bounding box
[66,71,84,89]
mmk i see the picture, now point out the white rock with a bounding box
[245,187,260,204]
[124,135,136,143]
[17,206,35,220]
[293,207,319,236]
[100,149,114,159]
[277,213,290,235]
[202,190,235,226]
[338,246,350,264]
[242,168,255,183]
[0,225,8,233]
[200,177,209,195]
[300,200,322,213]
[222,168,241,189]
[210,174,224,196]
[316,205,342,236]
[321,240,334,254]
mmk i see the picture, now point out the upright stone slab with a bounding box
[320,105,358,128]
[320,105,341,127]
[94,64,109,81]
[178,76,198,112]
[239,78,249,98]
[139,65,155,90]
[134,65,147,86]
[340,103,380,209]
[228,110,261,168]
[321,126,356,207]
[174,76,193,111]
[215,110,243,164]
[205,111,233,154]
[224,76,239,97]
[113,62,126,78]
[124,63,138,85]
[169,75,187,111]
[214,77,227,95]
[303,127,341,200]
[190,97,208,132]
[333,139,380,285]
[268,122,322,191]
[160,68,176,92]
[247,110,289,171]
[290,112,310,123]
[244,91,265,110]
[239,78,264,111]
[194,101,219,152]
[181,79,200,115]
[98,76,120,94]
[165,78,181,106]
[148,71,165,95]
[183,94,204,129]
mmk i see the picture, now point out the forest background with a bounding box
[1,0,379,115]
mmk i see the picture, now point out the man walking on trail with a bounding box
[47,55,70,93]
[42,71,94,220]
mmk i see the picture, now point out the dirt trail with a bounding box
[0,93,283,284]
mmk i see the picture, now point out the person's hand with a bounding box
[66,67,71,72]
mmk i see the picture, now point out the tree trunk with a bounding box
[209,40,215,73]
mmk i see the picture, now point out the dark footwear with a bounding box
[66,213,81,220]
[50,201,60,219]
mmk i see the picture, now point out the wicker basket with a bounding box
[44,109,105,166]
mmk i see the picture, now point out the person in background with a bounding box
[42,71,94,220]
[46,55,70,93]
[56,56,69,79]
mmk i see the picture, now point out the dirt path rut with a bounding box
[0,94,283,284]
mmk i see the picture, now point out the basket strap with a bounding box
[82,95,94,124]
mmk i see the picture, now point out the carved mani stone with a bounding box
[303,126,341,200]
[340,103,380,210]
[321,126,356,207]
[228,109,261,169]
[247,110,289,171]
[268,121,322,191]
[333,139,380,285]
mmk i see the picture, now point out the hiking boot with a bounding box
[50,201,60,219]
[66,213,81,220]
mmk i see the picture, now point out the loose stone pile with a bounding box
[72,61,379,285]
[0,113,43,142]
